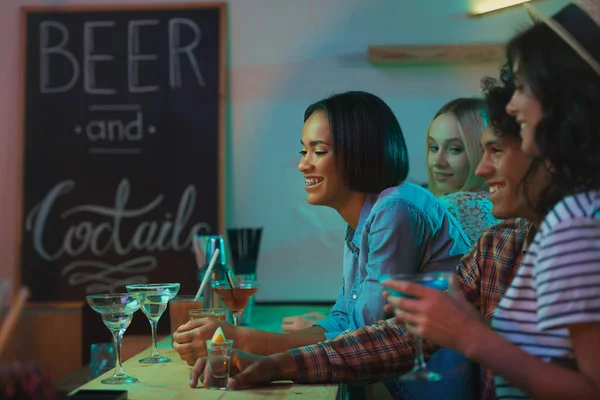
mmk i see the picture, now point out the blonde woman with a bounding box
[384,98,501,400]
[427,97,499,244]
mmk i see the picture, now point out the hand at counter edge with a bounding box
[190,350,298,390]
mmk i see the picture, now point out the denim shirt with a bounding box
[315,182,471,338]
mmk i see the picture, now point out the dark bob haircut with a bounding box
[506,22,600,218]
[304,91,409,193]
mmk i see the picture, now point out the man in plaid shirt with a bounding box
[190,78,542,400]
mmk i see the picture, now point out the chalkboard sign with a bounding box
[19,3,226,303]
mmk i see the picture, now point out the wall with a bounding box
[0,0,570,302]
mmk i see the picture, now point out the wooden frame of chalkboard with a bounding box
[17,2,227,309]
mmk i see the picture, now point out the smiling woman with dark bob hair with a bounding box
[303,90,409,192]
[173,90,471,370]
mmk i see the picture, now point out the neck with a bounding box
[521,210,541,230]
[335,193,367,230]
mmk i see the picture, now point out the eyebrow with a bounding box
[300,140,331,146]
[428,137,463,145]
[444,138,463,145]
[482,139,501,148]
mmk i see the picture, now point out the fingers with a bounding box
[173,342,204,365]
[281,316,312,332]
[203,359,211,387]
[302,312,325,320]
[228,376,241,390]
[177,318,232,346]
[172,329,197,345]
[176,317,212,333]
[175,321,195,333]
[381,280,428,298]
[176,350,197,364]
[173,341,204,357]
[227,351,264,390]
[189,357,207,388]
[228,365,254,390]
[387,295,421,313]
[175,348,198,365]
[393,307,418,324]
[393,309,422,336]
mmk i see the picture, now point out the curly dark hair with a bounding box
[481,64,546,219]
[506,22,600,219]
[480,64,519,140]
[304,91,409,193]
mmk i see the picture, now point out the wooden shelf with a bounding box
[369,43,506,64]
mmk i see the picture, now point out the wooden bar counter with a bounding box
[72,304,339,399]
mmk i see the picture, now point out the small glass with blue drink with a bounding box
[380,271,453,382]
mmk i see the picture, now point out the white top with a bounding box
[491,190,600,399]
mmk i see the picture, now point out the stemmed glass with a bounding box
[212,278,260,326]
[125,283,180,363]
[380,271,453,382]
[86,294,141,384]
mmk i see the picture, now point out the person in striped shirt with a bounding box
[188,75,541,399]
[385,2,600,399]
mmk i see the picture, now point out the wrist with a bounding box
[236,326,259,353]
[270,351,298,381]
[457,319,489,360]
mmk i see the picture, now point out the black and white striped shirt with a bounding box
[491,190,600,399]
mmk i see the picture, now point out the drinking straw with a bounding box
[194,249,220,302]
[192,235,206,270]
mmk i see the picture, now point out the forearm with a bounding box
[267,351,300,381]
[464,325,599,399]
[290,320,430,384]
[243,326,326,356]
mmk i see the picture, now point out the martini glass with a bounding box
[212,278,260,326]
[126,283,180,363]
[380,271,453,382]
[86,294,141,384]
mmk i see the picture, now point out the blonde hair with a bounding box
[426,98,488,197]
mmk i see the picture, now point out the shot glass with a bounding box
[189,308,227,321]
[205,340,233,390]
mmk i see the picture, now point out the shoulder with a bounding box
[363,184,437,231]
[438,191,495,215]
[438,191,494,212]
[475,218,529,251]
[372,182,440,215]
[439,190,490,204]
[480,218,529,237]
[541,190,600,232]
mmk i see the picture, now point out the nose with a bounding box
[298,155,312,173]
[432,150,448,168]
[475,154,493,178]
[506,91,518,117]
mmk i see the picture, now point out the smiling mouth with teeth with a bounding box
[489,183,506,194]
[305,178,324,186]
